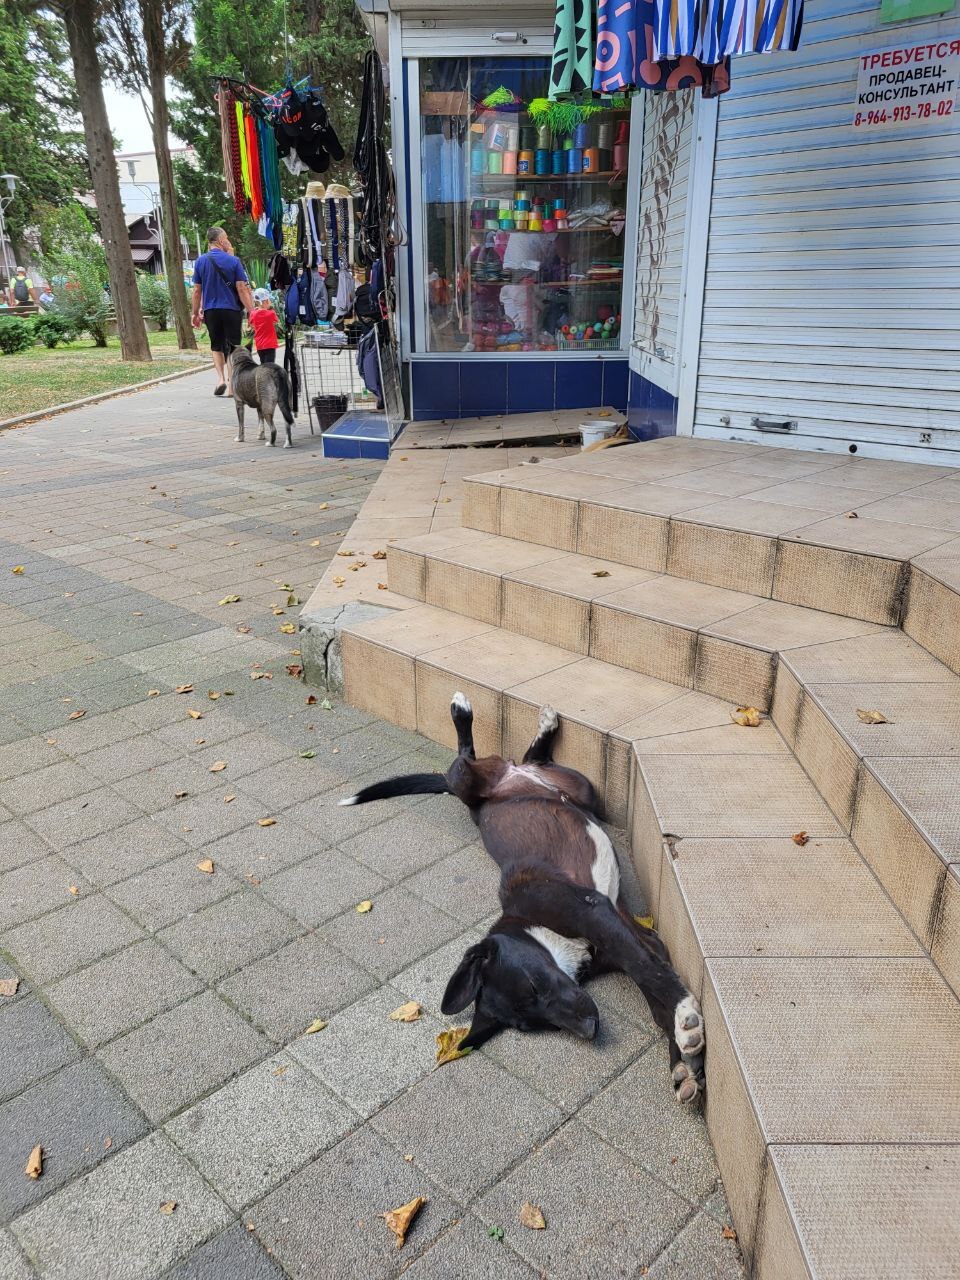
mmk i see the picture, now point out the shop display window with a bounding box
[418,55,630,355]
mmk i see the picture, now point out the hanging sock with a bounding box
[549,0,596,101]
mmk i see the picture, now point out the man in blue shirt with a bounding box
[191,226,254,395]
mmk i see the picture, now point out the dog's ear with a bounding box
[441,938,495,1014]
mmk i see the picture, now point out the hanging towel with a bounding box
[245,112,264,221]
[236,102,252,204]
[550,0,596,100]
[594,0,731,95]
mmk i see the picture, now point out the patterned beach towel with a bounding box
[550,0,596,100]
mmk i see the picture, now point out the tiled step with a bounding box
[337,601,960,1278]
[461,439,960,626]
[386,528,884,712]
[770,628,960,1001]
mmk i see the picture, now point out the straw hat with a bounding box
[305,180,326,198]
[324,182,353,199]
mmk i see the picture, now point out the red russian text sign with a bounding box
[854,39,960,131]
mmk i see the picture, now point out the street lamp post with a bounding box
[125,159,166,280]
[0,174,19,296]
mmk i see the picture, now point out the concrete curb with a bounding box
[299,600,397,692]
[0,362,207,431]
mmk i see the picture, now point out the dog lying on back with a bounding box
[341,694,706,1103]
[227,348,295,447]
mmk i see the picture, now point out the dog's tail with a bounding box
[275,368,295,425]
[339,772,450,806]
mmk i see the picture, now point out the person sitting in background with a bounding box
[8,267,35,308]
[248,289,279,364]
[37,285,56,310]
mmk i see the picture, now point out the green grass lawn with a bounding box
[0,329,208,421]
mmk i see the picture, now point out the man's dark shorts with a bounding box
[205,307,243,354]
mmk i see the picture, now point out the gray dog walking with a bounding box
[227,348,295,448]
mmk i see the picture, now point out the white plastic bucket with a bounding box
[579,419,617,448]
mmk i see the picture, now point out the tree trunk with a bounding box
[141,0,196,350]
[63,0,151,362]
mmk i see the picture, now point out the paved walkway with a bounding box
[0,375,743,1279]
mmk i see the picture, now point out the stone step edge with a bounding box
[333,613,954,1279]
[386,535,889,714]
[461,473,911,628]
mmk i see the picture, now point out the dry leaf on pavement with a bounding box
[373,550,387,560]
[25,1146,42,1179]
[218,595,241,605]
[175,684,193,694]
[355,900,373,914]
[223,795,236,804]
[792,832,809,846]
[592,569,611,577]
[279,623,296,634]
[731,706,761,727]
[0,978,19,997]
[333,575,345,587]
[519,1202,546,1230]
[633,914,654,930]
[856,708,889,724]
[435,1026,471,1066]
[843,511,859,519]
[336,550,355,557]
[377,583,388,590]
[196,859,215,875]
[207,690,221,700]
[389,1001,422,1023]
[187,710,203,720]
[250,671,272,680]
[722,1226,737,1240]
[174,790,188,800]
[159,1201,177,1214]
[303,1018,328,1035]
[286,664,302,677]
[299,750,316,759]
[67,709,86,720]
[257,817,277,827]
[383,1196,427,1249]
[318,502,328,510]
[68,885,79,896]
[11,566,24,574]
[208,761,227,773]
[306,694,317,705]
[147,690,160,698]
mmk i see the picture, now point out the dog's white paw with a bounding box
[538,704,558,734]
[674,994,705,1057]
[451,691,472,716]
[672,1056,705,1104]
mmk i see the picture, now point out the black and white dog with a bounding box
[341,694,706,1102]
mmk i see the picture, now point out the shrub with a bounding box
[47,257,111,347]
[136,272,170,330]
[0,316,33,355]
[32,312,76,349]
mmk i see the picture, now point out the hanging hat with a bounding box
[305,180,326,198]
[324,182,353,199]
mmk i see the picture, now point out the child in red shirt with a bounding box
[249,289,279,363]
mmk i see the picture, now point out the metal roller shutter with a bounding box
[691,0,960,460]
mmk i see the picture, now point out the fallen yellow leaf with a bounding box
[25,1145,42,1179]
[356,900,373,914]
[377,583,388,590]
[336,549,355,557]
[223,794,236,804]
[373,550,387,560]
[279,623,296,634]
[792,832,809,846]
[318,502,329,510]
[174,789,188,800]
[633,914,655,930]
[208,761,227,773]
[207,690,221,700]
[250,671,272,680]
[196,859,215,875]
[257,817,277,827]
[147,689,161,698]
[159,1201,177,1215]
[175,684,193,694]
[0,977,20,997]
[303,1018,328,1035]
[187,709,203,720]
[67,709,86,720]
[435,1026,471,1066]
[519,1201,546,1230]
[333,575,345,586]
[731,706,761,727]
[272,607,285,616]
[389,1001,422,1023]
[856,708,889,724]
[12,564,27,575]
[310,539,322,547]
[383,1195,427,1249]
[68,885,79,897]
[592,569,611,578]
[722,1225,738,1241]
[218,595,241,605]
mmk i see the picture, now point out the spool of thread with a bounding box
[534,149,549,175]
[566,148,582,174]
[484,217,498,230]
[507,124,520,152]
[563,135,574,150]
[519,125,537,150]
[471,209,484,229]
[613,142,628,170]
[598,149,612,172]
[515,214,528,230]
[551,150,565,174]
[502,150,517,175]
[583,147,600,173]
[517,150,534,174]
[528,216,542,232]
[542,218,557,232]
[499,217,515,231]
[552,204,567,220]
[555,217,568,230]
[499,197,511,210]
[487,150,503,175]
[515,198,531,211]
[574,122,590,149]
[470,148,485,175]
[536,124,552,150]
[597,122,614,150]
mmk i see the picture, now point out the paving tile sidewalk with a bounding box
[0,374,743,1279]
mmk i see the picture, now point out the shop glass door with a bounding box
[416,55,632,356]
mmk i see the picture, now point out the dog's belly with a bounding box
[478,799,620,903]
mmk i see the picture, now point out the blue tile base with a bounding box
[319,411,391,460]
[409,357,629,420]
[626,370,678,441]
